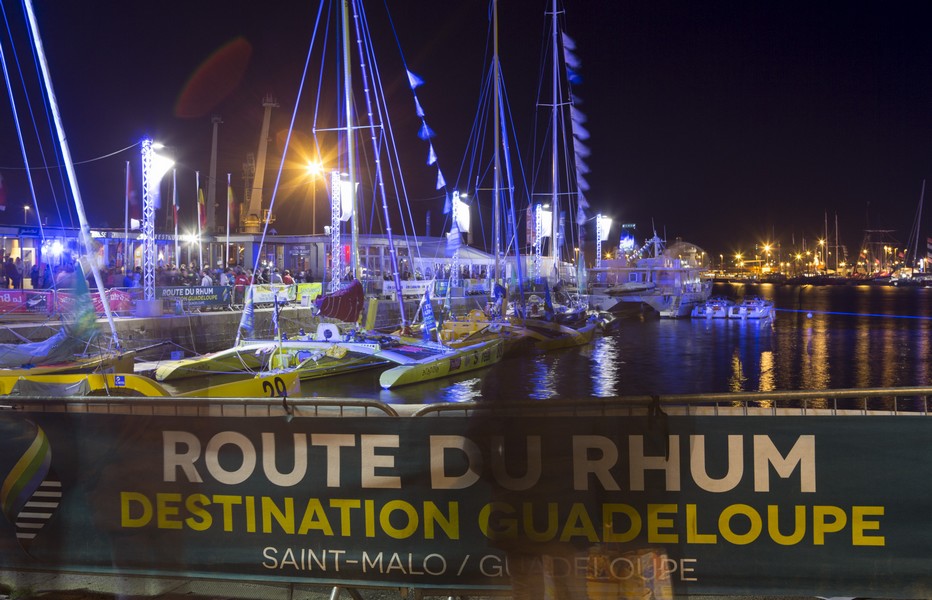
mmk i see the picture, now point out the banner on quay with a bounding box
[156,285,232,308]
[0,413,929,597]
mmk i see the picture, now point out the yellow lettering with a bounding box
[813,505,847,545]
[184,494,211,531]
[685,503,716,544]
[261,496,294,534]
[719,504,762,545]
[603,503,641,543]
[560,502,599,543]
[768,505,806,545]
[297,499,333,535]
[155,493,182,529]
[852,506,884,546]
[647,504,679,544]
[120,492,152,528]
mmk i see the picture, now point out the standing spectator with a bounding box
[39,263,52,289]
[233,267,250,305]
[200,269,213,287]
[270,268,283,284]
[14,257,24,289]
[30,262,40,289]
[5,258,19,289]
[219,267,232,287]
[122,267,134,288]
[282,269,294,285]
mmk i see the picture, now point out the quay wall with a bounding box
[0,295,490,356]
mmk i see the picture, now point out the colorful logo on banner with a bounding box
[0,420,61,557]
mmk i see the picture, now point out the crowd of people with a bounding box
[1,257,315,293]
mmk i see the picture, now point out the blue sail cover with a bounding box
[421,287,436,342]
[0,262,99,368]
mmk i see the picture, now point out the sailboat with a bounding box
[154,0,503,390]
[436,0,596,354]
[1,1,297,399]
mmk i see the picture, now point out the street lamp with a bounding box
[307,161,323,235]
[23,205,29,225]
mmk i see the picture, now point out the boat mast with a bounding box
[342,0,360,280]
[492,0,501,286]
[22,0,120,349]
[550,0,560,269]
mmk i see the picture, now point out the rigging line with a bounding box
[0,141,143,170]
[0,0,55,240]
[377,0,445,261]
[245,0,325,300]
[361,5,422,267]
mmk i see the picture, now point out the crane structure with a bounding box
[240,94,278,234]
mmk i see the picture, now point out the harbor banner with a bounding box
[0,289,137,315]
[0,413,929,597]
[156,285,232,308]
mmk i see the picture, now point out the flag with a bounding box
[237,287,255,342]
[421,287,436,342]
[0,173,7,212]
[126,165,141,224]
[197,188,207,231]
[172,177,179,229]
[406,69,424,89]
[227,183,237,226]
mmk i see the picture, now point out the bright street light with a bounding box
[307,161,324,235]
[23,205,29,225]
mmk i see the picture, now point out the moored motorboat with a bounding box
[691,296,735,319]
[729,296,776,320]
[588,235,712,319]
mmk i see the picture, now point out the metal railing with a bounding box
[2,387,930,600]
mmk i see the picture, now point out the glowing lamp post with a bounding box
[23,205,29,225]
[141,139,174,303]
[595,214,612,269]
[306,161,323,235]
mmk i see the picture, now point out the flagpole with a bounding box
[171,169,179,267]
[196,170,203,269]
[226,172,231,267]
[124,161,130,272]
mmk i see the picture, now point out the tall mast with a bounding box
[550,0,560,265]
[342,0,360,279]
[207,114,222,234]
[492,0,501,285]
[23,0,120,349]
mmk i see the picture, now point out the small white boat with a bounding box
[729,296,776,320]
[690,297,735,319]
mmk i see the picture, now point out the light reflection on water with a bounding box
[302,284,932,404]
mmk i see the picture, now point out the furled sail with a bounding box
[314,279,365,323]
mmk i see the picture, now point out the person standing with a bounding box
[200,270,213,287]
[14,257,24,289]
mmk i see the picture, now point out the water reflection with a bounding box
[302,284,932,404]
[590,334,620,396]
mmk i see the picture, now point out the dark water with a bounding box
[303,282,932,404]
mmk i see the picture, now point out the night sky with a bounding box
[1,1,931,264]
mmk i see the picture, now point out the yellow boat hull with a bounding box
[0,370,300,398]
[379,338,504,389]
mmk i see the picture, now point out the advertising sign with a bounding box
[156,286,232,308]
[0,414,928,597]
